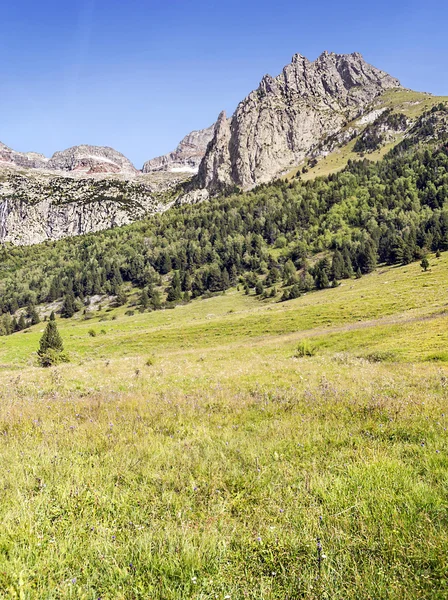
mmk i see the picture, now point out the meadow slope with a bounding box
[0,255,447,598]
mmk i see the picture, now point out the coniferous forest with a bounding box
[1,115,448,334]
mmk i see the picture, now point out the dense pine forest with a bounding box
[1,106,448,335]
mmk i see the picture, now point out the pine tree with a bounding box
[61,292,76,318]
[342,246,354,278]
[159,252,172,275]
[221,268,230,290]
[17,314,27,331]
[115,287,128,307]
[289,284,301,299]
[283,260,297,286]
[357,238,377,274]
[181,271,192,292]
[38,320,64,355]
[331,250,345,280]
[27,304,40,325]
[139,289,150,309]
[150,288,162,309]
[166,271,182,302]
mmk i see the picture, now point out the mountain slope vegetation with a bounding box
[1,106,448,333]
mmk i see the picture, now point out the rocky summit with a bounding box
[0,142,140,176]
[47,145,139,175]
[142,125,215,173]
[196,51,401,192]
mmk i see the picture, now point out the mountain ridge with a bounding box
[195,51,402,193]
[143,125,215,173]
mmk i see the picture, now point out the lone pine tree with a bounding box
[38,318,67,366]
[38,319,63,355]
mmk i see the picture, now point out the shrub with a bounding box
[295,340,316,357]
[363,351,397,363]
[37,349,69,368]
[88,329,97,337]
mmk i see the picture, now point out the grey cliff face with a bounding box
[197,51,401,191]
[47,145,138,175]
[143,125,215,173]
[0,173,169,245]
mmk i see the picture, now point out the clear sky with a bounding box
[1,0,447,168]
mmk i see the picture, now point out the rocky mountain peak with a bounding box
[0,141,49,170]
[194,51,402,192]
[47,145,138,175]
[143,124,215,173]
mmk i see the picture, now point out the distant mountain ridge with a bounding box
[143,125,215,173]
[0,142,139,176]
[0,142,49,170]
[0,128,215,176]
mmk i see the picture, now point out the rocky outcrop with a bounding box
[47,145,138,175]
[143,125,214,173]
[0,172,170,245]
[0,142,49,170]
[197,51,401,191]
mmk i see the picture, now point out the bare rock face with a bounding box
[47,145,138,175]
[143,125,214,173]
[197,51,401,191]
[0,142,49,169]
[0,172,169,245]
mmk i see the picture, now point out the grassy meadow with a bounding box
[0,254,447,598]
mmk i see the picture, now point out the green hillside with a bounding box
[1,103,448,337]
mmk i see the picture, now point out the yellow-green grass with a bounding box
[0,255,447,598]
[376,89,448,119]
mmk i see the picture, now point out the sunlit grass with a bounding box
[0,254,447,598]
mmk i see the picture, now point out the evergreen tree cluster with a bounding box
[1,120,448,334]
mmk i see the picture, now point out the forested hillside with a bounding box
[1,106,447,334]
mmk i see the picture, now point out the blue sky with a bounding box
[1,0,447,167]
